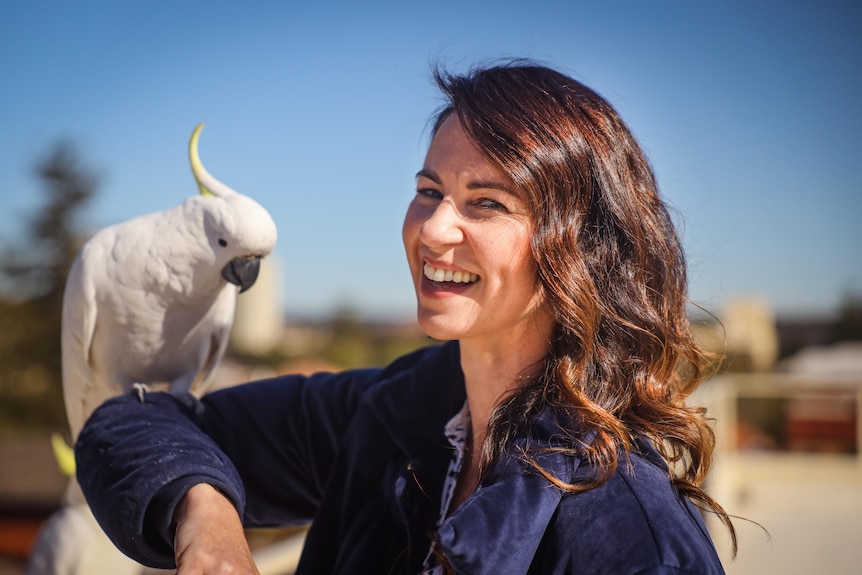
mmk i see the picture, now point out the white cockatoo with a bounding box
[27,124,277,575]
[61,122,278,440]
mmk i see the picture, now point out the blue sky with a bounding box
[1,0,859,320]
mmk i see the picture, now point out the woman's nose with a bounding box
[419,200,464,247]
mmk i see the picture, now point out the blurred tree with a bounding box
[316,306,428,369]
[323,306,374,367]
[0,141,98,431]
[832,293,862,342]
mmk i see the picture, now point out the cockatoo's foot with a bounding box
[132,382,150,402]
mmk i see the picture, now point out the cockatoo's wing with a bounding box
[61,245,103,440]
[167,284,236,396]
[194,299,234,392]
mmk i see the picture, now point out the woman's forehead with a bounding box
[423,117,514,186]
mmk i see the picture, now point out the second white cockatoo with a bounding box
[61,123,278,441]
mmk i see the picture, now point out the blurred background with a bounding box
[1,1,860,573]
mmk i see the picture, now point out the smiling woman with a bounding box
[75,60,732,575]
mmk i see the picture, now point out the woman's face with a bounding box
[402,116,552,348]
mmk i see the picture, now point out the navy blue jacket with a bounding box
[76,341,725,574]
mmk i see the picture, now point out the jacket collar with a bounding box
[437,409,580,575]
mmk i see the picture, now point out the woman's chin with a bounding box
[415,310,469,342]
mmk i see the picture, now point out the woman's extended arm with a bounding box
[75,368,383,568]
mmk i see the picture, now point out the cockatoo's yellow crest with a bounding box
[189,123,215,197]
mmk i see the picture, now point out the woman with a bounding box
[76,61,732,574]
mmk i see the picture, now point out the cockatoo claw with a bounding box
[132,383,150,402]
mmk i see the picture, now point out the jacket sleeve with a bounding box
[75,368,381,568]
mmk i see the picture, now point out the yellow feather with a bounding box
[188,123,215,197]
[51,432,76,477]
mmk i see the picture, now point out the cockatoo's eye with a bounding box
[218,238,228,247]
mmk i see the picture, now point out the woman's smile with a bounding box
[422,262,479,285]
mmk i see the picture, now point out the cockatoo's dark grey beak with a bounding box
[222,256,261,293]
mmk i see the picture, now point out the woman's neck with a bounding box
[458,332,550,450]
[446,334,550,516]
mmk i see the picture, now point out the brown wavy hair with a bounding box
[432,60,736,550]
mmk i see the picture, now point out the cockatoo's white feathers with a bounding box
[60,125,277,440]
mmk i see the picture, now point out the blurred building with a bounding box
[722,298,780,372]
[693,305,862,575]
[229,254,285,357]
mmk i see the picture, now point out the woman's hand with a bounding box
[172,483,260,575]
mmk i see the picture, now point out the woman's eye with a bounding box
[475,197,507,211]
[416,188,442,200]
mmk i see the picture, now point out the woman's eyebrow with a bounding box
[416,169,519,198]
[415,168,441,183]
[466,180,518,198]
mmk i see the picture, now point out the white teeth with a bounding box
[423,263,479,284]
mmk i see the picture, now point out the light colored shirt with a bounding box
[420,400,470,574]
